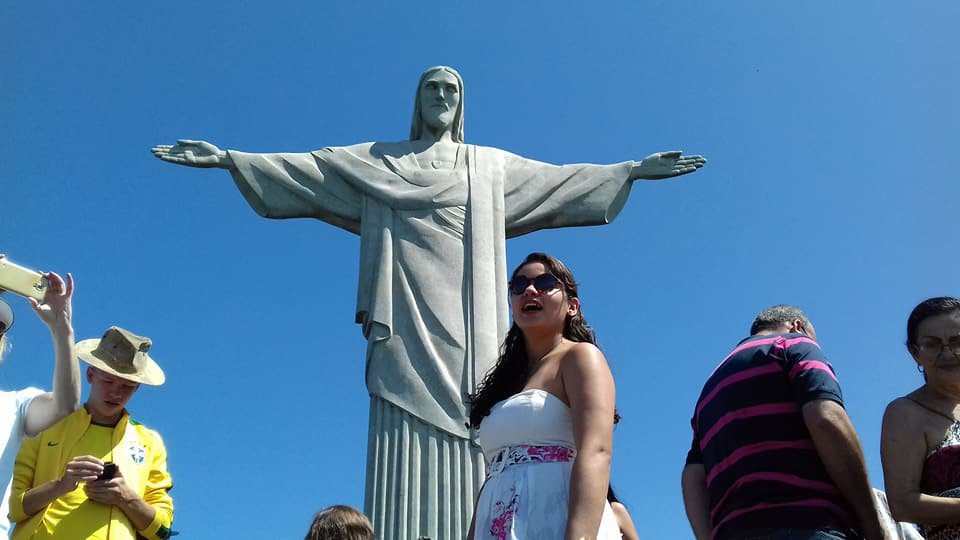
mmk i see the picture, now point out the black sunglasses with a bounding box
[509,273,562,295]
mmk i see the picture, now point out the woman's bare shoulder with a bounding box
[560,341,605,363]
[885,391,925,415]
[883,391,934,431]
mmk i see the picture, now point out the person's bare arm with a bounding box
[24,272,80,437]
[803,399,890,540]
[563,343,616,540]
[882,398,960,524]
[610,501,640,540]
[681,463,712,540]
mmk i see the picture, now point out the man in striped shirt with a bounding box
[681,305,888,540]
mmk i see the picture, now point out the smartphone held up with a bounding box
[0,258,49,301]
[97,462,117,481]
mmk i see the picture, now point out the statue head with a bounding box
[410,66,464,143]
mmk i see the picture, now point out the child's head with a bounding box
[304,505,374,540]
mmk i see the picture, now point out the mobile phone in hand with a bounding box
[0,259,48,301]
[97,462,116,481]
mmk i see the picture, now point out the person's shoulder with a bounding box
[564,341,603,358]
[28,407,82,439]
[773,334,830,365]
[128,416,166,443]
[127,415,156,431]
[7,387,45,409]
[883,393,926,419]
[781,333,823,352]
[17,386,47,400]
[559,342,608,372]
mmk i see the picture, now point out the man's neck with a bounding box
[84,403,124,427]
[752,324,796,338]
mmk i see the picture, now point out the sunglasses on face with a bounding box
[508,273,562,296]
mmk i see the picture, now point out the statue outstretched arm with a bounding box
[629,151,706,181]
[151,140,234,169]
[154,142,364,230]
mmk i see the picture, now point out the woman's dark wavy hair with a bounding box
[906,296,960,350]
[607,484,625,506]
[468,252,597,428]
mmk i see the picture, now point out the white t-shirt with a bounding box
[0,388,43,538]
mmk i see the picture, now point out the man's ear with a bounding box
[787,319,804,334]
[85,366,94,384]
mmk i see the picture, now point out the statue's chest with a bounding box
[379,143,471,193]
[413,145,460,170]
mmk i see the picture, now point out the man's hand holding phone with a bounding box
[85,461,137,507]
[58,456,106,492]
[28,271,74,336]
[0,254,74,335]
[0,255,49,301]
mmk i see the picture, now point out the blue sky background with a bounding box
[1,2,957,538]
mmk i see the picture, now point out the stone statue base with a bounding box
[365,397,484,539]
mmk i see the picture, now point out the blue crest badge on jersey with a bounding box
[128,442,146,464]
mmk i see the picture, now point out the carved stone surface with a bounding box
[152,66,705,540]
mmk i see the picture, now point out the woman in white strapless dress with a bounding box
[468,252,621,540]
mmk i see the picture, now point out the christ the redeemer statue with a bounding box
[152,66,705,540]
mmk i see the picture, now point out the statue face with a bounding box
[418,70,461,132]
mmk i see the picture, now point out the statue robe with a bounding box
[228,141,633,538]
[229,141,633,438]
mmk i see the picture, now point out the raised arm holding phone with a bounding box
[0,253,82,537]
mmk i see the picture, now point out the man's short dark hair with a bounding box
[750,304,810,335]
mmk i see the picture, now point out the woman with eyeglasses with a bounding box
[881,297,960,540]
[467,252,621,540]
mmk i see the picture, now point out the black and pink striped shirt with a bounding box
[686,333,857,539]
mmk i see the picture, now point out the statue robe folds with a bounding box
[229,142,632,540]
[228,142,632,437]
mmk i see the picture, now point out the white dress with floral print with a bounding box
[474,389,620,540]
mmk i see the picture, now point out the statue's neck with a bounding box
[412,136,459,153]
[419,123,456,144]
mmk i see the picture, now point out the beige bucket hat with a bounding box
[77,327,165,386]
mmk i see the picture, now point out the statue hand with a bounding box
[151,139,232,169]
[631,151,706,181]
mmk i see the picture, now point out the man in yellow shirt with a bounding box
[9,327,173,540]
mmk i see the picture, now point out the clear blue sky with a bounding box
[1,2,957,538]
